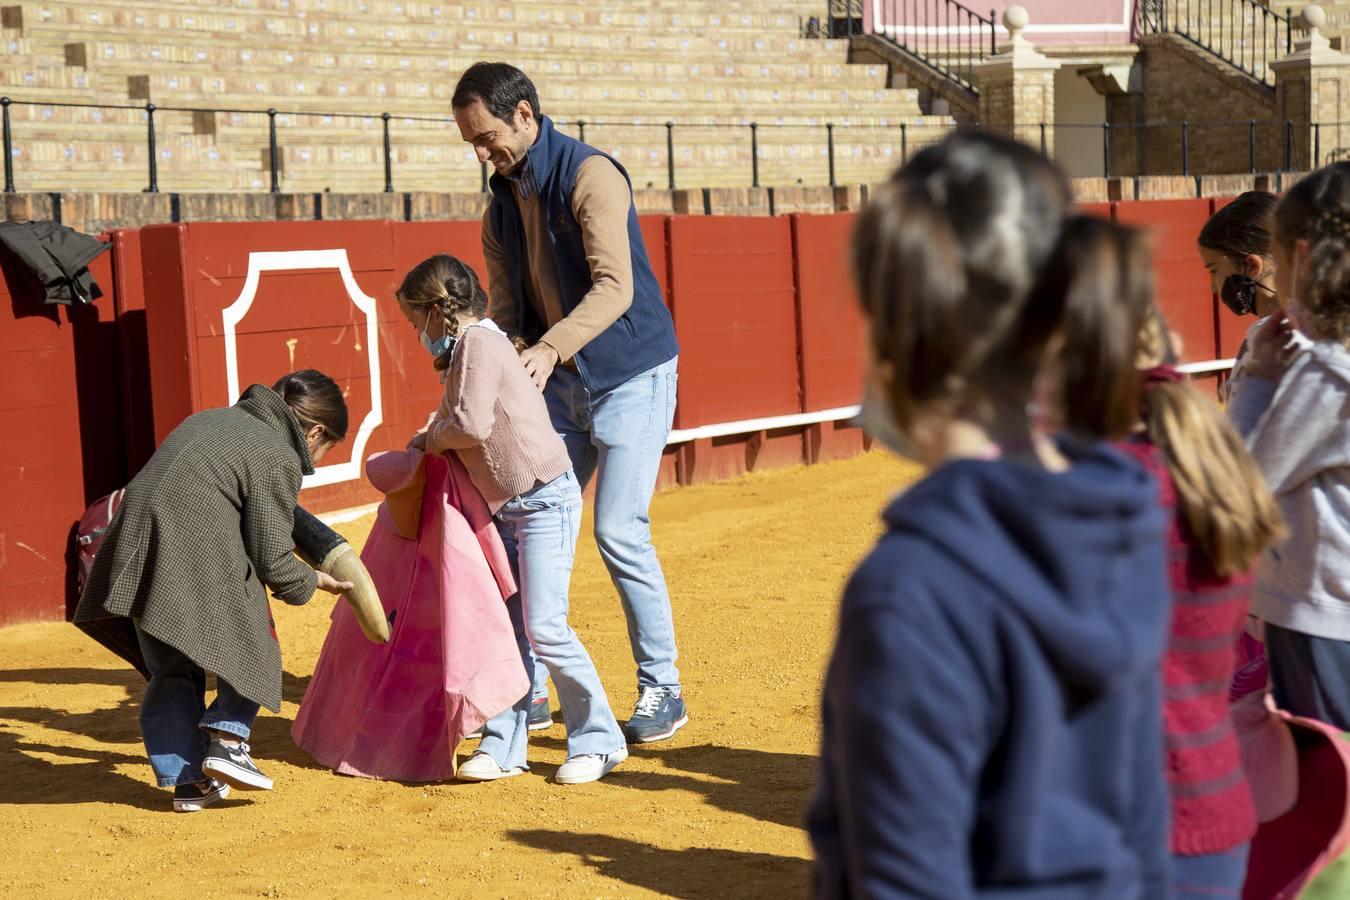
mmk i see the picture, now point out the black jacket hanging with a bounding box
[0,220,110,305]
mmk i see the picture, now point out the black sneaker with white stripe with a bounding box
[173,778,230,813]
[202,736,273,791]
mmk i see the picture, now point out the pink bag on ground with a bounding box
[292,450,528,782]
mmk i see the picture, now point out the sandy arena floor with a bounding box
[0,452,918,899]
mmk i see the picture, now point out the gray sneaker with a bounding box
[528,697,554,731]
[622,687,688,744]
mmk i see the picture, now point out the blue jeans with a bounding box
[133,620,259,787]
[477,471,626,769]
[1169,844,1250,898]
[544,356,681,691]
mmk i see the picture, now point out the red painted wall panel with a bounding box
[1115,199,1219,364]
[140,220,442,514]
[0,244,125,624]
[2,200,1257,626]
[1080,202,1115,221]
[666,216,801,428]
[792,213,864,412]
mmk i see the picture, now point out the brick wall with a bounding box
[1121,35,1284,176]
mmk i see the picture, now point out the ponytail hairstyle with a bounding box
[1274,162,1350,344]
[396,254,521,371]
[272,369,349,443]
[1198,190,1277,262]
[852,130,1147,441]
[1135,323,1285,577]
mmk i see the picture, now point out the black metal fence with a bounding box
[870,0,997,91]
[0,96,1339,192]
[1137,0,1293,86]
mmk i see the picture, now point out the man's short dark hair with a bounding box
[452,62,541,123]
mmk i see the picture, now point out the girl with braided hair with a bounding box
[1233,162,1350,730]
[396,253,628,785]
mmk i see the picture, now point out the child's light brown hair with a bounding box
[852,131,1147,441]
[1136,319,1285,577]
[396,254,523,369]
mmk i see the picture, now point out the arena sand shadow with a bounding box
[529,737,815,829]
[507,829,811,899]
[0,667,159,809]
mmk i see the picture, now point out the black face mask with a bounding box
[1220,274,1259,317]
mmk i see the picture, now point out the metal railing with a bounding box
[0,97,1338,192]
[869,0,997,92]
[1137,0,1293,87]
[0,95,930,193]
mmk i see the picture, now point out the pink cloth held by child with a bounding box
[292,449,529,782]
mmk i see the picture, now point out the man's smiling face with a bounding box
[454,99,536,177]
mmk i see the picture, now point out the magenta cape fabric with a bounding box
[291,450,528,782]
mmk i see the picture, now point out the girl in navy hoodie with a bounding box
[809,132,1173,899]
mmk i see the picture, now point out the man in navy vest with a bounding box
[453,63,688,745]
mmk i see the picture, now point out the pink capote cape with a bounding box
[291,449,529,781]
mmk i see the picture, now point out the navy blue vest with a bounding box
[486,116,679,394]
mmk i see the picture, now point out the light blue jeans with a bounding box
[133,620,259,787]
[542,356,681,691]
[477,471,626,769]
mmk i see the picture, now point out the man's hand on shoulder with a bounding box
[521,342,561,391]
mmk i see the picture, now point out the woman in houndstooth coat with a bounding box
[74,371,351,811]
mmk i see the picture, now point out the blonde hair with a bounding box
[1136,322,1285,577]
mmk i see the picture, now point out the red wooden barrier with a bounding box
[141,220,453,513]
[0,247,126,624]
[666,215,802,483]
[792,213,867,463]
[0,199,1263,625]
[1115,199,1219,364]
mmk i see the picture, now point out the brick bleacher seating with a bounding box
[0,0,952,192]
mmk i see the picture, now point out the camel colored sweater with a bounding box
[425,320,571,513]
[481,155,635,364]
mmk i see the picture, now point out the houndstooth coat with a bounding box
[74,384,319,712]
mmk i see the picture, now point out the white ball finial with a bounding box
[1303,3,1326,33]
[1004,4,1030,35]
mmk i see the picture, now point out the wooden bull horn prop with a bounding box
[292,505,390,644]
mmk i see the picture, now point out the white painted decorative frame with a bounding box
[222,248,383,489]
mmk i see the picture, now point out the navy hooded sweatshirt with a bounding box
[809,442,1172,899]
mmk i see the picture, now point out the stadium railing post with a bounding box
[145,103,159,194]
[382,112,393,193]
[1181,120,1189,176]
[827,122,836,187]
[1250,120,1257,173]
[666,121,676,190]
[267,108,280,194]
[750,122,759,188]
[1102,122,1112,179]
[2,97,13,193]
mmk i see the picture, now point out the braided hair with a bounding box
[396,254,494,371]
[1274,163,1350,344]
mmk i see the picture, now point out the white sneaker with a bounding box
[456,751,526,782]
[555,746,629,785]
